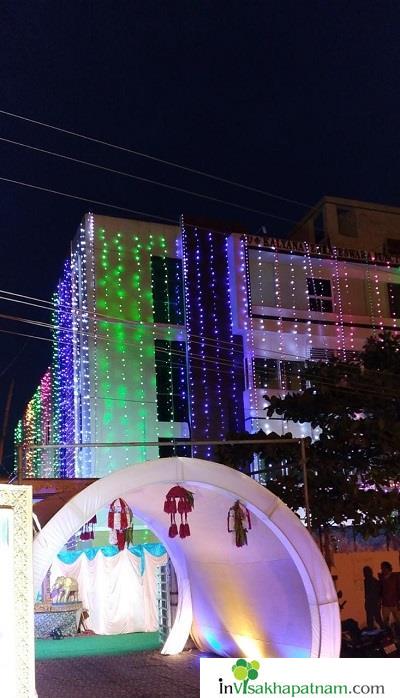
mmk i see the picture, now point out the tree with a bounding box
[265,332,400,544]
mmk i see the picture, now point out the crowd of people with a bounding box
[363,561,400,633]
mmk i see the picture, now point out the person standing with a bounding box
[363,566,383,630]
[379,561,400,631]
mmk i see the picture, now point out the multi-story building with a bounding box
[16,202,400,478]
[290,195,400,255]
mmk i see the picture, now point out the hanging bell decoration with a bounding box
[107,498,133,551]
[227,500,252,547]
[79,515,97,541]
[163,485,194,539]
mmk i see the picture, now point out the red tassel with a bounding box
[164,497,177,514]
[169,523,178,538]
[184,522,190,537]
[116,530,126,551]
[120,511,128,530]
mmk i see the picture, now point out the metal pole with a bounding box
[22,437,304,451]
[300,438,311,530]
[17,444,23,485]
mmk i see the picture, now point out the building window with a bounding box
[388,283,400,318]
[386,239,400,256]
[310,347,360,363]
[254,358,305,392]
[280,361,306,391]
[254,358,279,389]
[151,256,184,325]
[309,347,336,362]
[155,340,189,422]
[313,212,325,243]
[337,207,357,237]
[307,277,333,312]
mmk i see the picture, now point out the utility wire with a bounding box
[0,294,310,361]
[1,318,399,400]
[2,291,398,376]
[0,108,311,209]
[0,289,305,357]
[0,136,304,224]
[0,175,178,225]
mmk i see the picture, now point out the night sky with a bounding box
[1,1,400,469]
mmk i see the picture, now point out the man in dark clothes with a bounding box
[379,561,400,630]
[363,566,383,630]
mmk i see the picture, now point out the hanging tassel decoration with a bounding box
[227,500,252,547]
[108,498,133,551]
[79,515,97,541]
[163,485,194,539]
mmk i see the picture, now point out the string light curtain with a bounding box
[182,223,244,458]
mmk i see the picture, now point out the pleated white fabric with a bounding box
[50,548,167,635]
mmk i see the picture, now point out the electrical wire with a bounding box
[0,108,312,209]
[0,175,179,225]
[0,136,304,224]
[0,288,307,357]
[0,293,310,361]
[1,291,398,378]
[1,316,399,400]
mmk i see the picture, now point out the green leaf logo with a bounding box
[232,659,260,693]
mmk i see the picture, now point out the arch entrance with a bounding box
[33,457,340,657]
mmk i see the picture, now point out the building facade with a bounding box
[16,207,400,478]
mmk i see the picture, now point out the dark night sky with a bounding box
[1,1,400,468]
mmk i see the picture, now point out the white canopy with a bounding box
[33,457,340,658]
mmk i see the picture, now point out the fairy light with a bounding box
[40,368,52,477]
[272,246,285,393]
[342,258,355,353]
[194,227,211,455]
[114,231,130,465]
[98,228,113,474]
[332,247,346,359]
[242,236,257,432]
[225,235,241,433]
[313,248,331,358]
[387,264,400,332]
[372,260,384,332]
[149,234,162,451]
[23,398,35,477]
[288,251,301,360]
[86,213,96,474]
[303,243,314,356]
[365,260,377,337]
[160,237,174,434]
[208,231,224,441]
[181,220,197,453]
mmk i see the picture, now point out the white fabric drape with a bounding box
[50,548,167,635]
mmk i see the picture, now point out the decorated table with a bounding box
[34,602,83,639]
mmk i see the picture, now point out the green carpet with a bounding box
[35,632,162,660]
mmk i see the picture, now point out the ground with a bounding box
[36,649,203,697]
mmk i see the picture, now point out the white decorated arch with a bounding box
[33,457,340,658]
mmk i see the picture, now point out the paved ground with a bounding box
[36,649,205,697]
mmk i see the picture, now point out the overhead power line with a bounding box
[0,108,311,209]
[0,175,178,225]
[0,291,310,361]
[1,308,400,398]
[0,136,304,223]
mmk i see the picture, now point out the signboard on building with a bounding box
[242,234,400,267]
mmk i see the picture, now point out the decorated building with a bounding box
[15,204,400,478]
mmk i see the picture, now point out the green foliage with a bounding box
[217,332,400,542]
[265,332,400,538]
